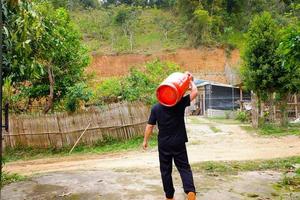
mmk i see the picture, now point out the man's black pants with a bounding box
[158,143,196,199]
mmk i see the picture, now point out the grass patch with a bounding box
[188,116,208,124]
[240,125,256,132]
[241,123,300,136]
[192,157,300,175]
[207,117,241,125]
[187,116,242,125]
[71,8,187,55]
[4,134,158,163]
[1,171,27,187]
[209,125,221,133]
[260,123,300,136]
[275,162,300,192]
[275,175,300,192]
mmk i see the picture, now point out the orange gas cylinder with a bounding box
[156,72,192,107]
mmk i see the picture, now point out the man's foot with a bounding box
[187,192,196,200]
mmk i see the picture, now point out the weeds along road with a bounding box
[4,117,300,176]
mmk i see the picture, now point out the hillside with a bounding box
[87,48,240,84]
[71,1,297,85]
[71,8,187,55]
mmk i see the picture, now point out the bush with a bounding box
[95,78,122,103]
[121,60,180,104]
[235,110,249,122]
[94,60,180,105]
[65,83,93,112]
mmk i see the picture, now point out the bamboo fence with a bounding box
[3,102,150,149]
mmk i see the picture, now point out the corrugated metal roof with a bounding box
[194,79,238,88]
[194,79,207,85]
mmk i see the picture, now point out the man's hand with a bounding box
[186,72,197,101]
[185,71,194,81]
[142,140,148,150]
[143,124,154,150]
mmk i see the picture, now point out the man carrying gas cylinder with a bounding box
[143,72,197,200]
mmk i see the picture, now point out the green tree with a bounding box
[3,0,44,81]
[276,22,300,126]
[192,8,212,44]
[241,12,280,127]
[113,5,141,51]
[177,0,219,45]
[3,1,89,113]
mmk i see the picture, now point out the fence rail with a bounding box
[4,102,150,149]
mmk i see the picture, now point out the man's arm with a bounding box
[143,124,155,150]
[190,80,198,102]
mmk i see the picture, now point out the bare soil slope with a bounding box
[87,48,240,84]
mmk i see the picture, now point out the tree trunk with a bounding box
[279,94,289,127]
[257,93,263,118]
[122,26,128,37]
[251,91,259,128]
[164,31,168,40]
[111,32,115,50]
[129,32,133,52]
[268,92,275,123]
[44,66,55,114]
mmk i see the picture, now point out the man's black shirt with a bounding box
[148,94,190,146]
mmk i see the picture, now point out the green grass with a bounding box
[241,123,300,136]
[71,8,187,55]
[192,157,300,175]
[276,163,300,191]
[1,171,27,187]
[188,116,243,125]
[4,134,158,163]
[209,125,221,133]
[193,158,300,192]
[275,175,300,191]
[207,117,242,124]
[188,116,208,124]
[260,123,300,136]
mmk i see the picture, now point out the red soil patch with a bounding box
[86,48,241,84]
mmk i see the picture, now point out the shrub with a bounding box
[65,83,93,112]
[121,60,180,104]
[94,60,180,105]
[235,110,249,122]
[95,78,122,103]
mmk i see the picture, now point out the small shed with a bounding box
[189,80,251,117]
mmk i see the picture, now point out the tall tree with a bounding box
[241,12,280,127]
[4,1,89,113]
[113,5,141,51]
[276,22,300,126]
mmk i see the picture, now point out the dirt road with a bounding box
[3,117,300,200]
[5,117,300,175]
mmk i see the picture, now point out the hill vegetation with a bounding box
[71,7,187,54]
[68,0,299,54]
